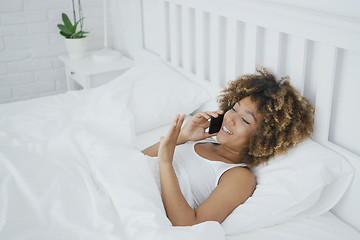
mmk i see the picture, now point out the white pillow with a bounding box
[193,87,222,114]
[124,60,210,134]
[68,76,137,145]
[221,138,354,234]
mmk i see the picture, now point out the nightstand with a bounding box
[58,50,134,90]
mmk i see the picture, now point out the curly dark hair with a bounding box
[217,66,314,168]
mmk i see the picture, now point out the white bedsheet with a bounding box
[0,82,224,240]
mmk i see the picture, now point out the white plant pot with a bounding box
[65,38,87,60]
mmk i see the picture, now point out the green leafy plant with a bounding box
[57,0,89,39]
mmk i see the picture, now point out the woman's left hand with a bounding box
[158,114,186,164]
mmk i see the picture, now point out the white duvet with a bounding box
[0,79,224,240]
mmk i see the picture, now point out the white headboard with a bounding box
[136,0,360,231]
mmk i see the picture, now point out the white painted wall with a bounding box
[0,0,105,103]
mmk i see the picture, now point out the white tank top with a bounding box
[172,137,247,209]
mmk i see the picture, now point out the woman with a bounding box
[142,67,314,226]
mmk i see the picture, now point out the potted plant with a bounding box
[57,0,89,60]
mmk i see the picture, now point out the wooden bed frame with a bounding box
[134,0,360,231]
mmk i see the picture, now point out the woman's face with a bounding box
[216,96,263,151]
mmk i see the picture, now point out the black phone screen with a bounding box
[208,114,224,134]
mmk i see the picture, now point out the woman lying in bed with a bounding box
[142,67,314,226]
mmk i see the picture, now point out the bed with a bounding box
[1,0,360,239]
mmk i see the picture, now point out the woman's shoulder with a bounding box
[213,166,256,209]
[218,167,256,188]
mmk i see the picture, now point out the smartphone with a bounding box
[208,114,224,134]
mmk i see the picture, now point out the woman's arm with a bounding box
[142,110,223,157]
[157,114,197,225]
[141,142,160,157]
[159,161,197,225]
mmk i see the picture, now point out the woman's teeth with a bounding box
[223,126,233,135]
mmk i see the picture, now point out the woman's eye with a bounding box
[242,118,250,125]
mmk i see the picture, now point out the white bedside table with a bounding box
[58,50,134,90]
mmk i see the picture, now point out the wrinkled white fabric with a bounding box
[0,78,224,240]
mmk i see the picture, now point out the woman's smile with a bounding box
[221,125,233,135]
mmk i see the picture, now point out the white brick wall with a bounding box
[0,0,105,103]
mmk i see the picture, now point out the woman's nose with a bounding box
[226,113,236,126]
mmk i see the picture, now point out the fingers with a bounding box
[208,132,218,137]
[162,114,186,141]
[172,114,186,137]
[196,110,224,120]
[174,114,186,134]
[171,113,185,126]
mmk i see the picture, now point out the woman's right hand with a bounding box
[177,110,224,144]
